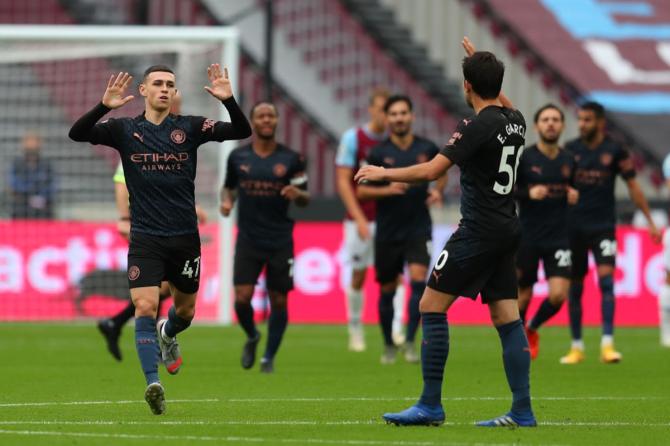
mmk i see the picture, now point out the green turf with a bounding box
[0,323,668,445]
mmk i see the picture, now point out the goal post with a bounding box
[0,25,239,324]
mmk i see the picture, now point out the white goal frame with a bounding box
[0,25,240,324]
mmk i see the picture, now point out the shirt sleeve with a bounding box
[335,128,358,168]
[113,162,125,184]
[663,155,670,180]
[513,151,530,201]
[68,102,121,148]
[192,97,252,145]
[290,153,309,191]
[615,145,636,180]
[223,151,238,190]
[440,117,486,167]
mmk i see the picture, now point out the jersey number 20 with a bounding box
[493,145,523,195]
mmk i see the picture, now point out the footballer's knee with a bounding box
[268,291,288,309]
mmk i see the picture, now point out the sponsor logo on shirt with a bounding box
[130,152,189,172]
[201,119,215,132]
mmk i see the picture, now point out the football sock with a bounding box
[405,281,424,343]
[599,275,615,337]
[529,298,562,330]
[135,316,159,385]
[568,281,584,341]
[346,287,363,329]
[378,290,396,346]
[111,301,135,327]
[235,301,258,338]
[418,312,449,407]
[263,306,288,361]
[163,306,191,339]
[496,319,532,415]
[392,283,405,335]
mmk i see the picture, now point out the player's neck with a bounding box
[252,138,278,156]
[366,121,385,135]
[144,107,171,125]
[472,97,502,114]
[537,141,560,159]
[390,133,414,150]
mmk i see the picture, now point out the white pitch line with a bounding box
[0,395,663,408]
[0,429,546,446]
[0,419,668,428]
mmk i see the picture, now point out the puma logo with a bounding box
[240,164,251,173]
[133,132,144,143]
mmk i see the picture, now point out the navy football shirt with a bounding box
[565,136,635,232]
[515,145,575,246]
[441,106,526,239]
[366,136,439,242]
[69,97,251,236]
[224,144,307,251]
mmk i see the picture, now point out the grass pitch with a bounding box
[0,323,668,445]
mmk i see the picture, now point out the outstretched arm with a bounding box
[69,72,134,144]
[462,37,514,110]
[355,154,452,184]
[202,64,252,141]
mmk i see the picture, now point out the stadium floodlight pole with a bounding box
[0,25,239,326]
[265,0,274,101]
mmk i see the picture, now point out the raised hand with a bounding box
[102,72,134,109]
[462,36,476,57]
[204,64,233,101]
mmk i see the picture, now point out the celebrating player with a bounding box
[69,64,251,414]
[515,104,577,359]
[221,101,309,373]
[335,87,406,352]
[561,101,660,365]
[356,37,536,427]
[357,94,446,365]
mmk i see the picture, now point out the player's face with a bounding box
[140,71,177,112]
[368,96,387,132]
[386,101,413,137]
[535,108,564,144]
[251,104,278,140]
[577,109,602,142]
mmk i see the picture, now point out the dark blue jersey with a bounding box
[224,144,307,251]
[515,145,575,246]
[441,106,526,239]
[69,98,251,237]
[565,136,635,232]
[366,136,439,242]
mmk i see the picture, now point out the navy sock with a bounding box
[235,301,258,339]
[111,300,135,327]
[164,306,191,338]
[405,281,424,343]
[496,319,532,415]
[135,316,159,385]
[263,306,288,361]
[568,281,584,340]
[529,298,562,331]
[378,290,395,346]
[418,313,449,407]
[599,275,615,336]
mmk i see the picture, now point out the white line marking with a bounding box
[0,429,543,446]
[0,395,663,408]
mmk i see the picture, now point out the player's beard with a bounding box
[539,132,560,145]
[581,127,598,142]
[256,129,276,141]
[390,123,410,137]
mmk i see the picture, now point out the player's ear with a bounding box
[138,82,147,97]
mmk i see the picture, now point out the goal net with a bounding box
[0,25,239,323]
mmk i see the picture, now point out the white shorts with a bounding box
[343,220,376,270]
[663,228,670,271]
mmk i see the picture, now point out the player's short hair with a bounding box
[384,94,413,113]
[579,101,605,119]
[143,65,175,80]
[368,87,391,105]
[249,101,279,119]
[462,52,504,99]
[534,103,565,123]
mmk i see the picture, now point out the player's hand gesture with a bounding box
[567,187,579,205]
[220,199,234,217]
[204,64,233,101]
[529,185,548,200]
[355,218,371,240]
[462,36,476,57]
[102,72,134,109]
[354,165,385,183]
